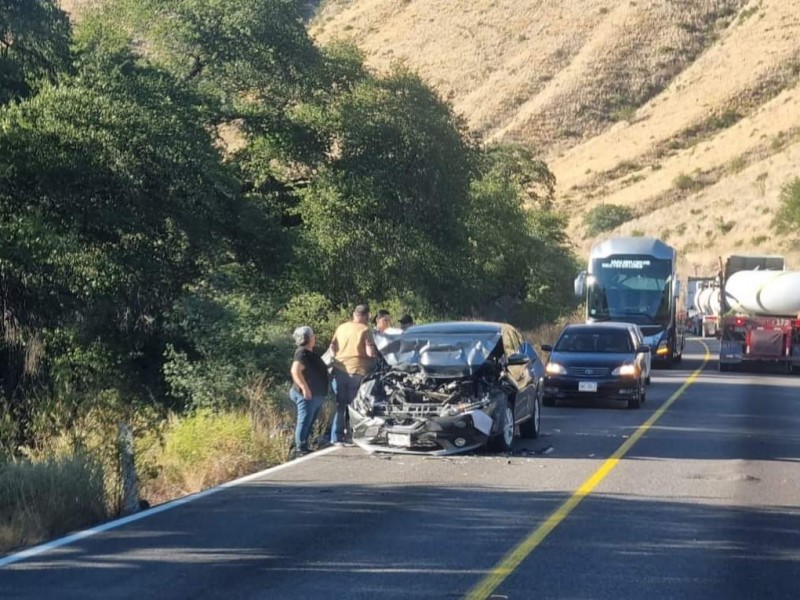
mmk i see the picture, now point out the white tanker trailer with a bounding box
[718,255,800,373]
[693,283,722,337]
[723,270,800,316]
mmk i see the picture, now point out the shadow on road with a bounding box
[2,480,799,599]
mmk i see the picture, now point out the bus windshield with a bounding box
[587,256,673,326]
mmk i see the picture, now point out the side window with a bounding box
[521,339,540,363]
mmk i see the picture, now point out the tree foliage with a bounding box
[0,0,577,449]
[0,0,71,104]
[583,203,635,237]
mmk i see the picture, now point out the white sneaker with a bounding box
[333,442,345,448]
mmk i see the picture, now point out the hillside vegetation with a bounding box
[313,0,800,273]
[2,0,581,551]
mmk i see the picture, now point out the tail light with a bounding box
[735,317,744,326]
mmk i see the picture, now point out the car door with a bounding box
[502,325,534,423]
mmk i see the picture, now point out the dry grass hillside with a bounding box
[59,0,800,275]
[314,0,800,275]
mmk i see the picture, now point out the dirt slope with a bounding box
[315,0,800,273]
[59,0,800,273]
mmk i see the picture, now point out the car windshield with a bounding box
[554,329,633,353]
[587,256,673,326]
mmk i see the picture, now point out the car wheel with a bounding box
[488,403,515,452]
[519,394,540,439]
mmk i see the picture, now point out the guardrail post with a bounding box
[118,423,140,516]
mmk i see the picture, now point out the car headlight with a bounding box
[612,363,639,377]
[656,340,669,356]
[546,362,567,375]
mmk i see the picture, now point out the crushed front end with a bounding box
[349,370,503,455]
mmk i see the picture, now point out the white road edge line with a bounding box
[0,445,340,568]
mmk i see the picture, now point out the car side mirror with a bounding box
[574,271,587,297]
[540,344,553,352]
[507,353,529,366]
[636,345,651,354]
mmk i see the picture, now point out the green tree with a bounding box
[0,0,71,104]
[0,41,250,443]
[295,66,476,310]
[466,144,577,323]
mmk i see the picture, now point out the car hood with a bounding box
[548,351,635,368]
[375,329,503,377]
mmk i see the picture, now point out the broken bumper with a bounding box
[348,407,492,455]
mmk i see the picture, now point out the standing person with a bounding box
[374,309,392,334]
[329,305,377,446]
[289,326,329,458]
[399,314,415,331]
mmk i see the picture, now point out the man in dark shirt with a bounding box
[290,326,330,456]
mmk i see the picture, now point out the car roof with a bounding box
[405,321,520,335]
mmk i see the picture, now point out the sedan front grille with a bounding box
[568,367,610,377]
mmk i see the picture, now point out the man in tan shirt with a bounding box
[329,304,377,446]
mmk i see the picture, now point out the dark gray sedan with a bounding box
[351,321,543,455]
[541,323,649,409]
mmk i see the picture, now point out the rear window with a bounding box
[554,329,633,353]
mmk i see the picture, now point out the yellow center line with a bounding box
[465,342,711,600]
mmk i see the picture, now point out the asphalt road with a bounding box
[3,338,800,599]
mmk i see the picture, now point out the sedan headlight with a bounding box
[656,340,669,356]
[612,363,639,377]
[546,362,567,375]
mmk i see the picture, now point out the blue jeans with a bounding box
[290,389,324,451]
[331,370,364,443]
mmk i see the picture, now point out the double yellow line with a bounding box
[465,343,711,600]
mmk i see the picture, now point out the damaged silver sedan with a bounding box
[349,322,543,455]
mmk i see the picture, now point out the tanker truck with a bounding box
[718,255,800,373]
[687,277,720,337]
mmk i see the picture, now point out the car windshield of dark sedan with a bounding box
[554,330,633,353]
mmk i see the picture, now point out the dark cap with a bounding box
[354,304,370,316]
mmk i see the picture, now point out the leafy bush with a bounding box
[583,204,635,237]
[716,218,735,234]
[674,173,700,191]
[164,269,294,411]
[772,178,800,234]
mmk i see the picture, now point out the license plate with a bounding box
[578,381,598,392]
[388,433,412,447]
